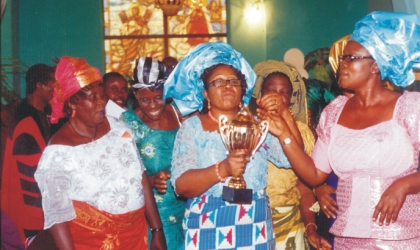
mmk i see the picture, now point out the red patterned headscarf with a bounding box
[50,56,102,123]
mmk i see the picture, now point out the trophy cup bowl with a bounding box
[219,105,269,204]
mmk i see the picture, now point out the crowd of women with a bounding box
[3,11,420,250]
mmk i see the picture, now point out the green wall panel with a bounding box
[1,1,13,60]
[5,0,370,97]
[18,0,104,96]
[265,0,368,61]
[228,0,267,68]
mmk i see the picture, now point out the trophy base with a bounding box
[222,186,252,204]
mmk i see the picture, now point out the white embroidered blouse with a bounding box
[35,116,145,229]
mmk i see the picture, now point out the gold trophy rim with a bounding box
[218,106,269,190]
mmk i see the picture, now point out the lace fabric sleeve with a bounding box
[119,111,143,143]
[266,134,291,168]
[310,96,347,174]
[115,114,146,173]
[120,113,152,174]
[312,139,333,174]
[170,118,200,193]
[316,95,347,144]
[395,91,420,151]
[34,146,76,229]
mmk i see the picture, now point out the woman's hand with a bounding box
[314,185,337,219]
[152,170,171,194]
[305,226,332,250]
[256,93,294,139]
[150,231,167,250]
[255,110,290,139]
[219,149,250,177]
[256,93,287,116]
[256,93,290,122]
[373,180,408,226]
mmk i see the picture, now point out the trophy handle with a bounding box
[219,115,230,152]
[251,120,269,157]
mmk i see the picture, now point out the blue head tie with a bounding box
[350,11,420,87]
[163,42,256,116]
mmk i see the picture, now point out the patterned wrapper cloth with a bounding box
[68,201,148,250]
[253,60,315,249]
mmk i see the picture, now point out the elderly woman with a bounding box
[120,57,185,250]
[263,12,420,249]
[34,56,166,249]
[253,60,331,250]
[163,42,300,249]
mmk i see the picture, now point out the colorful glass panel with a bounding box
[104,0,163,36]
[103,0,227,78]
[167,0,227,35]
[105,38,164,77]
[168,36,227,60]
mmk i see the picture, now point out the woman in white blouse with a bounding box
[35,56,166,250]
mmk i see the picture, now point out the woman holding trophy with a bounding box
[164,42,303,249]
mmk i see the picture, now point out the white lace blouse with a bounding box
[35,116,145,229]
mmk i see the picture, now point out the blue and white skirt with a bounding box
[183,190,275,249]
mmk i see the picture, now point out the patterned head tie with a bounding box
[350,11,420,87]
[163,42,256,116]
[132,57,169,92]
[252,60,308,124]
[51,56,102,123]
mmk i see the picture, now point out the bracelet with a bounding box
[215,161,226,182]
[304,223,318,237]
[150,228,163,233]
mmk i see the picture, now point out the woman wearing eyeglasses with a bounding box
[164,42,301,249]
[260,12,420,248]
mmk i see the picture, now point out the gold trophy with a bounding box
[219,105,269,204]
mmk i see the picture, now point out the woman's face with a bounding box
[203,65,243,111]
[339,40,376,90]
[261,74,293,106]
[74,82,107,125]
[104,76,128,108]
[135,88,165,121]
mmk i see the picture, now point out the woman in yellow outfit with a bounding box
[253,60,331,250]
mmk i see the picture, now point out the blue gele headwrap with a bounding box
[163,42,256,116]
[350,11,420,87]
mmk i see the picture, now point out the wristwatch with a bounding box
[282,137,292,145]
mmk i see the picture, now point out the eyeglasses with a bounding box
[208,79,241,87]
[339,55,374,62]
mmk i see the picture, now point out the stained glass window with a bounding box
[103,0,227,77]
